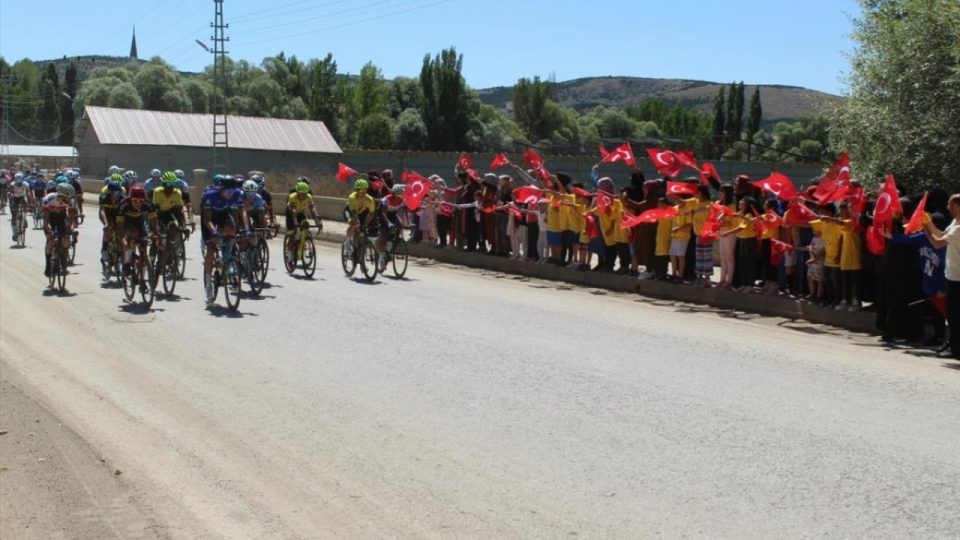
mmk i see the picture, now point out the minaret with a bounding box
[130,27,138,60]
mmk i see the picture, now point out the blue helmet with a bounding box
[221,175,238,189]
[54,175,69,184]
[212,174,225,186]
[106,180,124,195]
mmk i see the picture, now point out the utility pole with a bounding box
[0,72,11,152]
[210,0,230,174]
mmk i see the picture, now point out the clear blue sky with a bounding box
[0,0,860,95]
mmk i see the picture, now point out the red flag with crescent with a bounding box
[513,186,544,205]
[904,191,928,234]
[770,239,795,265]
[490,153,511,170]
[786,199,818,225]
[457,153,472,170]
[753,172,799,201]
[814,152,850,202]
[523,149,544,169]
[873,174,902,226]
[666,181,698,197]
[600,143,636,167]
[596,191,613,212]
[645,148,686,177]
[699,162,720,185]
[403,175,430,211]
[336,162,359,182]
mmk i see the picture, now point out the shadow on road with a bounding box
[118,303,159,315]
[41,289,77,298]
[205,305,257,318]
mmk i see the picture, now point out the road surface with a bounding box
[1,219,959,539]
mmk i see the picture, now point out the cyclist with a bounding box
[115,184,159,276]
[375,183,406,269]
[284,180,322,265]
[0,169,9,212]
[122,170,139,190]
[108,165,123,177]
[344,178,376,256]
[252,174,276,228]
[9,173,35,239]
[98,180,125,262]
[144,168,162,193]
[173,169,194,222]
[30,172,48,202]
[153,171,189,234]
[42,183,78,278]
[242,180,268,230]
[201,175,246,303]
[64,170,84,219]
[288,175,313,195]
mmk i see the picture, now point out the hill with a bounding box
[476,76,843,126]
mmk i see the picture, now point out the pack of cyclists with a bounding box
[5,163,416,304]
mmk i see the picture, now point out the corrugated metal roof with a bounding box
[0,145,77,158]
[85,106,342,154]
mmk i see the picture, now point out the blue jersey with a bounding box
[245,192,266,211]
[891,232,946,297]
[202,187,243,214]
[144,179,156,193]
[31,178,47,195]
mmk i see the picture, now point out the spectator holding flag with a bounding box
[921,193,960,357]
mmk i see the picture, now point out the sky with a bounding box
[0,0,861,95]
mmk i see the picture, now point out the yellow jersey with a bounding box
[346,191,374,214]
[288,192,315,214]
[152,187,184,212]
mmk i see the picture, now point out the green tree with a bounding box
[419,47,471,150]
[181,79,210,113]
[512,76,557,141]
[37,63,61,140]
[724,81,744,146]
[356,112,395,149]
[60,62,78,144]
[8,59,41,139]
[394,107,428,150]
[387,76,421,118]
[832,0,960,190]
[306,53,341,136]
[133,58,184,111]
[354,61,387,119]
[710,86,726,157]
[107,82,143,109]
[746,87,762,160]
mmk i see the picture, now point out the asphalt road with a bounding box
[1,216,959,539]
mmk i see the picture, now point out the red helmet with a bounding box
[129,184,146,200]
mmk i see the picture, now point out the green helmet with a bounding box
[354,178,369,190]
[162,171,177,183]
[110,173,124,183]
[295,181,310,194]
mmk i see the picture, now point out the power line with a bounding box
[230,0,395,37]
[231,0,352,24]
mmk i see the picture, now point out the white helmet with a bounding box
[108,165,122,175]
[242,180,259,192]
[150,168,162,178]
[124,170,138,180]
[174,169,185,179]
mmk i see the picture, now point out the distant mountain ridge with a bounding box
[476,76,843,126]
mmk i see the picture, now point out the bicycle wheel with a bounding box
[392,238,408,278]
[256,237,269,284]
[246,249,264,295]
[302,237,317,278]
[121,258,136,301]
[16,214,26,247]
[140,260,155,308]
[32,208,41,229]
[55,247,68,292]
[223,259,241,311]
[47,248,58,289]
[284,237,297,273]
[68,237,77,265]
[360,240,379,282]
[161,251,178,297]
[174,236,187,279]
[341,239,357,277]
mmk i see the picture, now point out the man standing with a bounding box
[923,194,960,358]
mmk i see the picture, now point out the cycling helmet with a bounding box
[13,176,24,185]
[354,178,369,190]
[174,169,185,179]
[56,183,76,198]
[14,172,23,179]
[54,175,68,184]
[65,170,78,179]
[161,171,177,183]
[212,174,224,185]
[106,181,123,193]
[251,174,264,184]
[150,168,162,178]
[221,175,238,189]
[242,180,259,192]
[110,173,124,183]
[108,165,122,175]
[297,175,310,183]
[294,181,310,194]
[391,183,406,196]
[129,184,146,200]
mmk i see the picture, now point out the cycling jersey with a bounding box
[257,188,272,206]
[347,191,375,215]
[41,193,77,215]
[287,192,314,213]
[246,192,266,211]
[115,199,157,223]
[379,194,404,213]
[202,187,243,214]
[152,187,184,212]
[31,179,47,197]
[10,181,30,199]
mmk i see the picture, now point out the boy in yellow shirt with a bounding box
[653,197,673,280]
[809,204,844,307]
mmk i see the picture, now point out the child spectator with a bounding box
[735,197,759,292]
[805,226,826,304]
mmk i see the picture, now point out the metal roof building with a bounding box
[1,145,78,170]
[77,106,342,181]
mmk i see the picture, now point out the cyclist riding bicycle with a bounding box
[30,172,47,201]
[145,168,162,193]
[153,171,189,233]
[99,180,126,261]
[64,170,84,218]
[252,174,276,228]
[173,169,194,222]
[343,178,376,256]
[375,183,407,268]
[284,180,322,265]
[115,184,159,275]
[201,175,246,303]
[242,180,268,230]
[9,173,35,239]
[122,170,139,190]
[42,183,78,277]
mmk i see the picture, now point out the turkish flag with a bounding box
[489,153,510,170]
[786,199,818,225]
[873,174,902,226]
[512,186,544,205]
[506,205,524,220]
[848,186,866,214]
[466,168,482,182]
[572,187,594,199]
[699,204,727,241]
[819,185,851,204]
[904,191,928,234]
[676,150,698,171]
[457,152,472,170]
[439,201,454,217]
[600,143,636,167]
[621,212,644,230]
[666,181,697,197]
[598,145,610,161]
[584,213,599,239]
[699,162,720,186]
[635,207,679,223]
[370,180,385,193]
[536,166,553,189]
[760,211,783,230]
[401,169,429,185]
[813,152,851,202]
[596,191,614,212]
[753,172,799,201]
[865,224,887,255]
[523,149,544,169]
[404,177,430,211]
[770,239,795,265]
[645,148,686,177]
[336,162,359,182]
